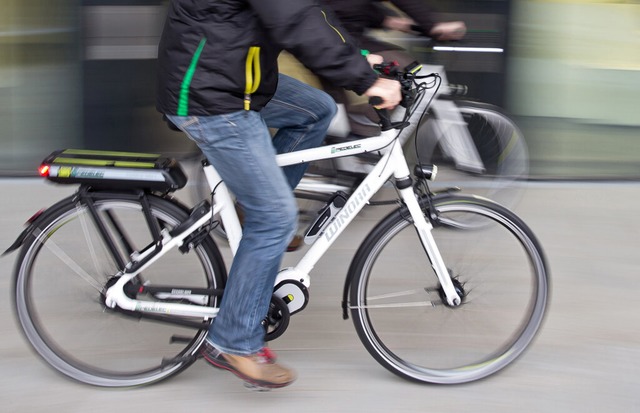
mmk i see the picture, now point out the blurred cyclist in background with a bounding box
[318,0,466,133]
[323,0,466,66]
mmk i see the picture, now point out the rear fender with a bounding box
[2,194,77,256]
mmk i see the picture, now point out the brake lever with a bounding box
[368,97,410,132]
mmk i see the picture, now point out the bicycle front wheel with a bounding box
[348,194,549,384]
[13,192,226,387]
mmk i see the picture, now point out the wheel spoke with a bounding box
[32,227,105,292]
[351,288,437,309]
[350,301,435,310]
[76,202,109,280]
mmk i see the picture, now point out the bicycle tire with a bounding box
[348,194,549,384]
[12,192,226,387]
[415,101,529,210]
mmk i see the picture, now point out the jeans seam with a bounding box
[268,98,322,122]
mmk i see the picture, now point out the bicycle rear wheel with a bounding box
[416,101,529,210]
[13,192,226,387]
[348,194,549,384]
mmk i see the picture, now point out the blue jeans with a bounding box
[167,74,335,355]
[263,75,337,189]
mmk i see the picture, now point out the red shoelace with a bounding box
[258,347,277,363]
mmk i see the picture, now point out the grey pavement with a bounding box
[0,178,638,413]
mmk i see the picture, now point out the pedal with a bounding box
[169,335,197,344]
[169,199,211,237]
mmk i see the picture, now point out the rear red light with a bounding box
[26,208,46,225]
[38,164,50,177]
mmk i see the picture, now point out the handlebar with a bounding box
[368,60,426,131]
[367,96,394,131]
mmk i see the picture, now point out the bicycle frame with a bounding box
[272,131,460,311]
[104,73,464,320]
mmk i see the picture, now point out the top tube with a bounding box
[275,129,398,168]
[276,65,442,168]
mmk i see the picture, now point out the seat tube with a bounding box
[202,163,242,255]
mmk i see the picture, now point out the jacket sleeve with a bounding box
[248,0,378,95]
[324,0,386,32]
[366,1,390,29]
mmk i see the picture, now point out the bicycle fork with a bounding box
[402,187,462,307]
[391,149,462,307]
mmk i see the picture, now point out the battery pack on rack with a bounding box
[39,149,187,192]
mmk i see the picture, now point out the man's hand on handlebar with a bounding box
[364,77,402,110]
[366,53,384,67]
[365,55,401,110]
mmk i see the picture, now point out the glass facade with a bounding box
[0,0,81,175]
[507,0,640,177]
[1,0,638,177]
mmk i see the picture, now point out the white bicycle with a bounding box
[5,63,548,388]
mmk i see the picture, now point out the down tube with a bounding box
[294,152,395,274]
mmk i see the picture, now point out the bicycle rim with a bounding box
[349,195,548,384]
[13,195,225,387]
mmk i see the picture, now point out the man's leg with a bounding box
[262,74,337,189]
[167,111,297,387]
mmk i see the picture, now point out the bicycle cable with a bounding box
[411,74,443,222]
[412,73,442,197]
[369,71,441,207]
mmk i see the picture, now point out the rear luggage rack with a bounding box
[39,149,188,192]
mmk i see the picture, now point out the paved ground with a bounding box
[0,178,638,413]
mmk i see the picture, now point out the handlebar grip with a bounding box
[368,97,393,131]
[368,96,383,106]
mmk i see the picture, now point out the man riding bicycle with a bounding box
[156,0,401,389]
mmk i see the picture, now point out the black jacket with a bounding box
[320,0,436,52]
[156,0,378,116]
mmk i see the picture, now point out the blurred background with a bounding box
[0,0,638,177]
[1,2,639,411]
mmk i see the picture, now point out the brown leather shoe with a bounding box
[200,341,296,389]
[286,235,303,252]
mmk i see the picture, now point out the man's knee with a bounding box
[319,91,338,121]
[271,196,298,240]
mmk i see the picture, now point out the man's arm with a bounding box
[249,0,376,94]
